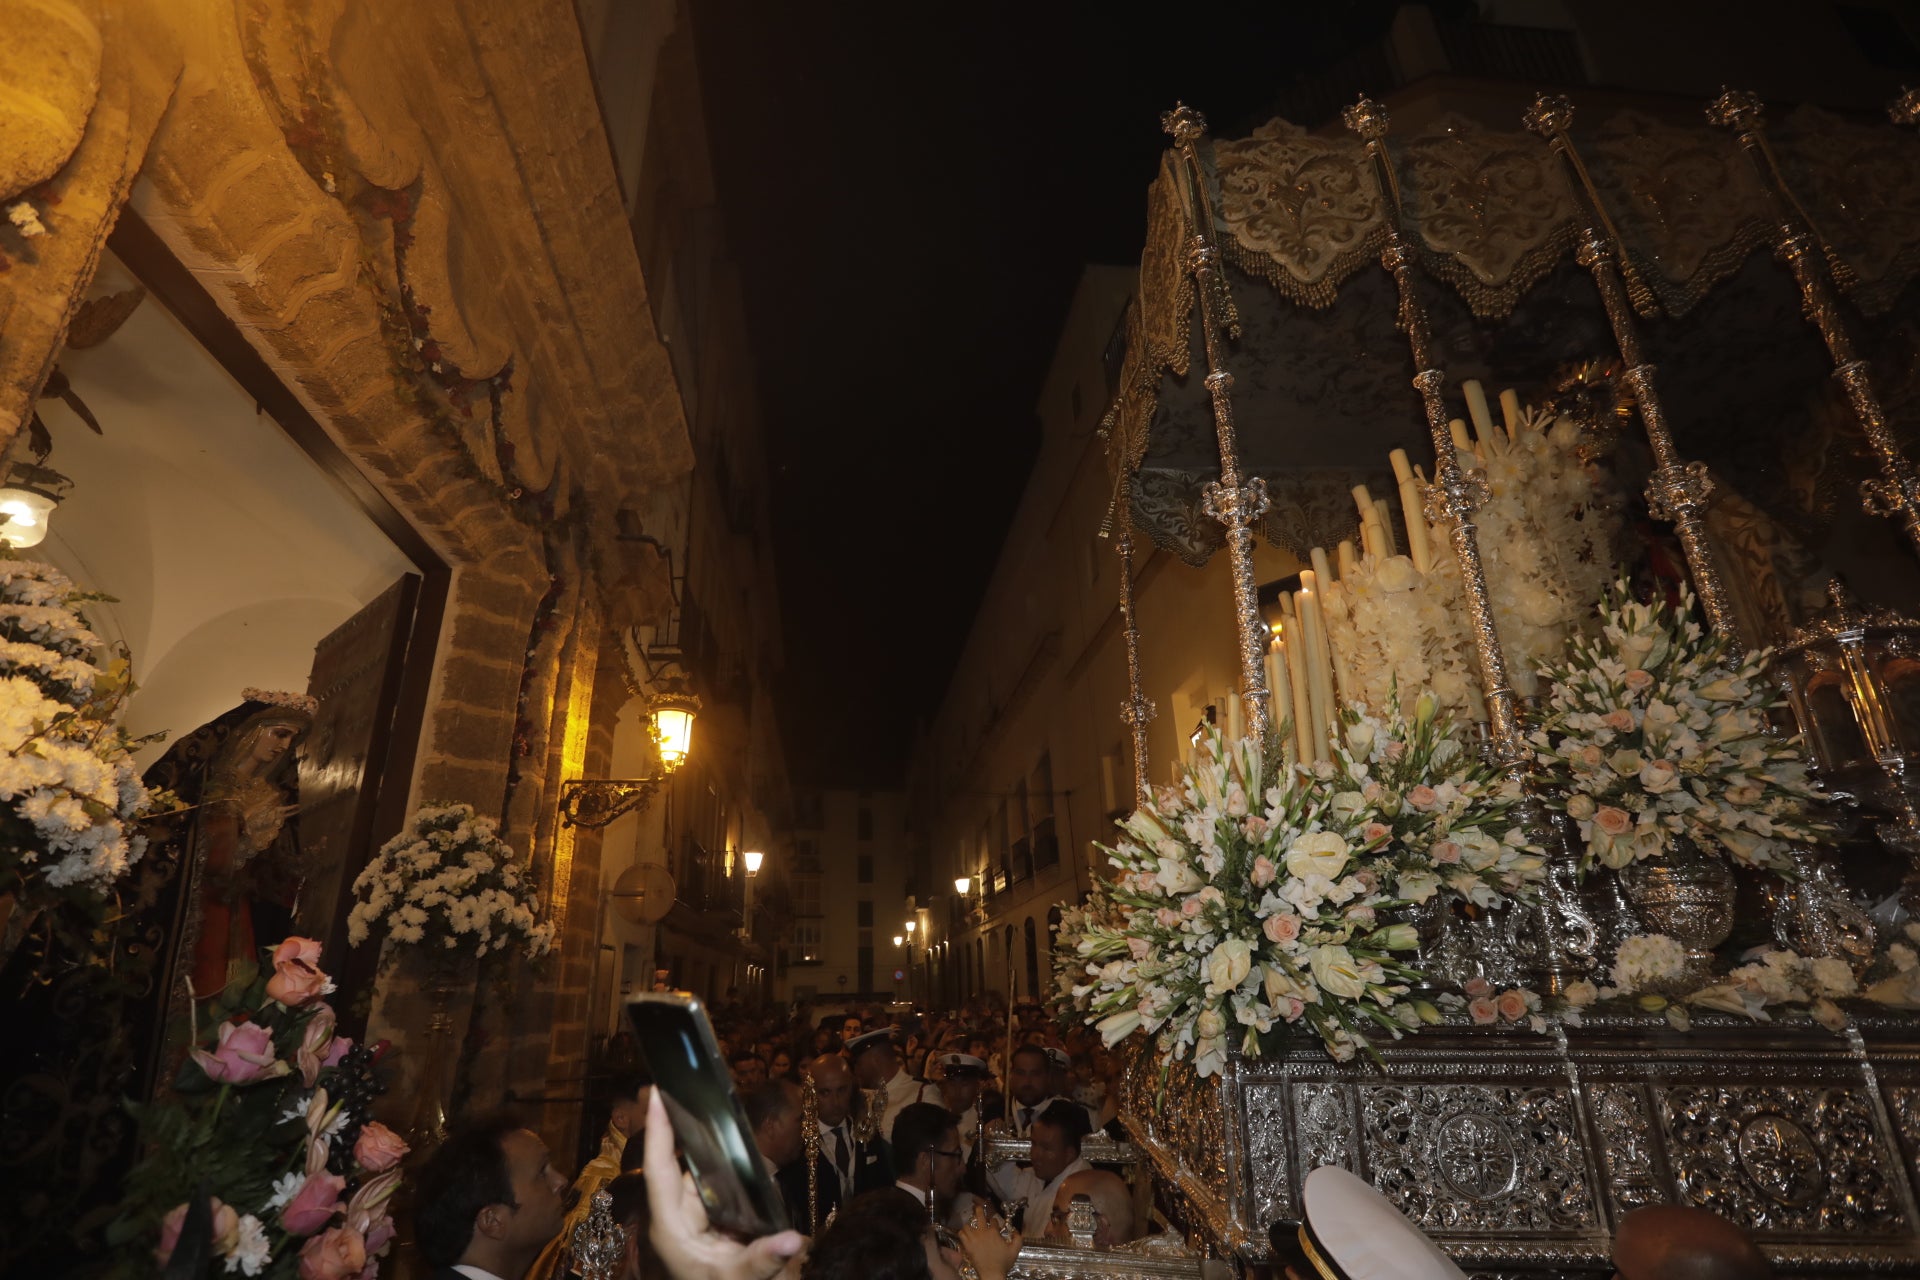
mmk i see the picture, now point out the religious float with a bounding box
[1053,86,1920,1277]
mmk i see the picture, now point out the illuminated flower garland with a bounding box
[1055,696,1542,1071]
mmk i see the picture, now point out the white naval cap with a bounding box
[1297,1166,1465,1280]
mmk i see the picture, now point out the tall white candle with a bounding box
[1463,379,1501,454]
[1337,539,1359,579]
[1350,484,1379,559]
[1298,569,1334,760]
[1373,497,1397,556]
[1389,448,1432,573]
[1266,636,1293,747]
[1499,387,1522,442]
[1450,417,1474,457]
[1282,599,1313,763]
[1225,688,1244,743]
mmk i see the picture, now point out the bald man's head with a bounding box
[1044,1168,1135,1249]
[1613,1206,1771,1280]
[803,1054,854,1127]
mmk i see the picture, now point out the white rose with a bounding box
[1157,856,1202,895]
[1206,939,1253,995]
[1195,1007,1226,1040]
[1285,831,1352,881]
[1310,945,1369,1000]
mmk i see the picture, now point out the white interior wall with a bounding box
[28,251,418,764]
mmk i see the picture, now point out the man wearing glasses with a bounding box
[889,1101,972,1230]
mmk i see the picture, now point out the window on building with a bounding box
[1031,754,1058,869]
[791,922,823,964]
[857,900,873,927]
[1010,779,1034,883]
[794,875,822,918]
[857,854,873,883]
[857,944,874,995]
[858,806,874,840]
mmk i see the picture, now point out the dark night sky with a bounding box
[694,3,1408,785]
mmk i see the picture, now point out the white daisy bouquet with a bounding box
[347,802,553,961]
[0,558,160,965]
[1531,579,1831,874]
[1056,695,1543,1071]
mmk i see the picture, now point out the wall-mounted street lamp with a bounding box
[893,934,905,947]
[954,875,973,896]
[743,850,765,876]
[559,679,704,828]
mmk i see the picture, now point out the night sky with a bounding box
[695,2,1408,785]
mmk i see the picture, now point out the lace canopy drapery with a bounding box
[1107,105,1920,565]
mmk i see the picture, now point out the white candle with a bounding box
[1390,448,1432,573]
[1298,569,1334,760]
[1499,387,1522,442]
[1266,637,1293,748]
[1226,689,1244,743]
[1282,599,1314,763]
[1373,497,1397,556]
[1310,545,1335,587]
[1463,379,1500,454]
[1350,485,1378,559]
[1449,416,1474,457]
[1337,539,1359,579]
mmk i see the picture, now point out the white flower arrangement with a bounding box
[347,802,553,961]
[0,560,156,919]
[1055,695,1542,1072]
[1687,949,1856,1030]
[1531,579,1831,874]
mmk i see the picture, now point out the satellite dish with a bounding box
[611,862,676,925]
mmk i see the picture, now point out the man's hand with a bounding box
[641,1090,807,1280]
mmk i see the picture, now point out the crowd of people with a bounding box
[408,994,1779,1280]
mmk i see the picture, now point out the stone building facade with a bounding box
[1,0,786,1179]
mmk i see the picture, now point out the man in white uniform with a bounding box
[848,1026,940,1142]
[988,1100,1091,1237]
[934,1052,989,1160]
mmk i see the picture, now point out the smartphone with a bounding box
[626,991,790,1240]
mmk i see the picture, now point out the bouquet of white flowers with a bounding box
[1531,579,1830,874]
[347,803,553,962]
[1056,695,1542,1071]
[0,559,159,965]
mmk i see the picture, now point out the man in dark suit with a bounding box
[778,1052,892,1234]
[414,1114,570,1280]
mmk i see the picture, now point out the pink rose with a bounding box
[298,1226,367,1280]
[1577,745,1605,769]
[1262,913,1301,944]
[1623,669,1653,692]
[1406,785,1438,811]
[324,1037,353,1068]
[268,940,332,1008]
[1343,904,1377,926]
[352,1122,409,1173]
[1463,977,1494,999]
[1134,871,1158,894]
[1361,822,1391,847]
[1383,740,1406,762]
[1128,937,1151,959]
[1354,868,1379,892]
[1242,816,1270,840]
[1431,840,1462,865]
[1467,996,1499,1025]
[1250,855,1276,888]
[1180,896,1204,919]
[298,1004,339,1088]
[281,1170,348,1237]
[1602,710,1635,733]
[1279,996,1305,1021]
[1495,990,1530,1022]
[1593,806,1633,836]
[156,1198,240,1263]
[191,1019,288,1085]
[1154,908,1179,928]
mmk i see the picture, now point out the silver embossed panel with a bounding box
[1587,1084,1668,1214]
[1657,1084,1904,1234]
[1242,1082,1293,1223]
[1360,1084,1596,1233]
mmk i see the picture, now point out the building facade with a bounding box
[906,268,1308,1008]
[779,787,911,1004]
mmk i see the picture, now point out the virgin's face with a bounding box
[244,723,301,772]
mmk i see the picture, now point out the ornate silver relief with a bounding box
[1657,1084,1905,1233]
[1586,1084,1667,1214]
[1360,1084,1596,1233]
[1242,1083,1294,1223]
